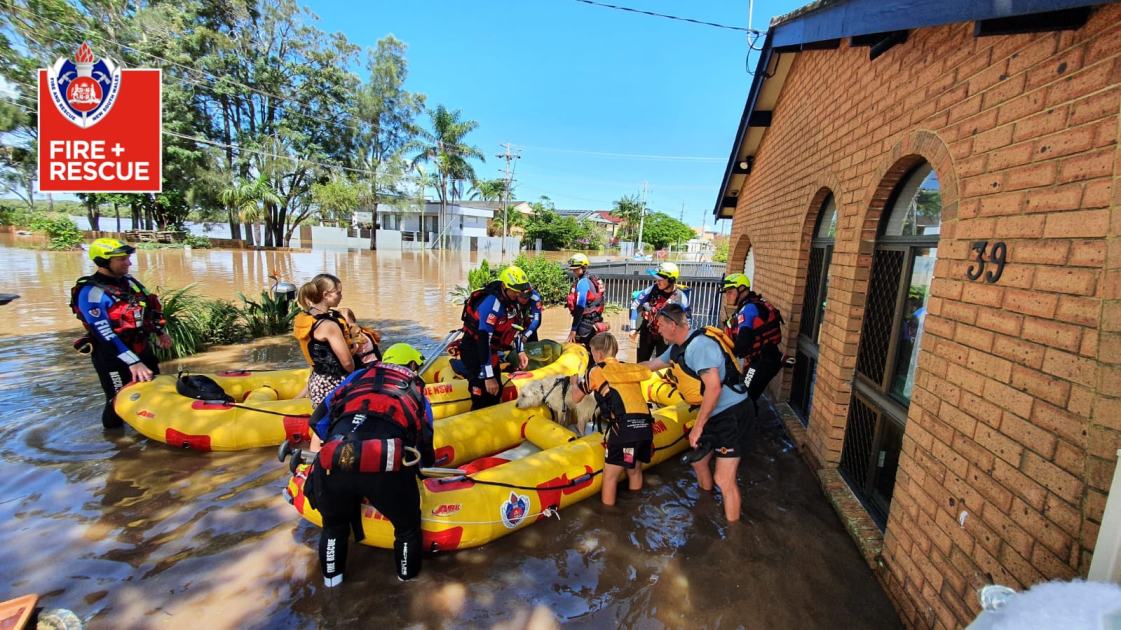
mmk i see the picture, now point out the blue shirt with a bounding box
[522,289,542,336]
[735,302,762,332]
[659,334,747,416]
[475,293,511,335]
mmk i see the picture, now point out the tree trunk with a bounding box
[47,193,54,213]
[244,222,255,247]
[130,199,140,229]
[87,199,101,232]
[114,202,121,232]
[369,200,379,250]
[227,207,241,240]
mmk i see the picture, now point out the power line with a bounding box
[518,144,723,162]
[571,0,758,34]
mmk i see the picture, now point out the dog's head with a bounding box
[514,376,569,415]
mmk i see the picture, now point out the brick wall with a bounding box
[725,7,1121,627]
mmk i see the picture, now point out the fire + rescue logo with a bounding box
[500,492,530,529]
[46,42,121,129]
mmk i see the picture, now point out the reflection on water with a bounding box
[0,239,898,628]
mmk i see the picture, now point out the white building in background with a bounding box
[369,201,493,240]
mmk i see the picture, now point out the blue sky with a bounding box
[305,0,805,229]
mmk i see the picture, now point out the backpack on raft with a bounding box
[176,373,234,404]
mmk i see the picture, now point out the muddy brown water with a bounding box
[0,236,899,629]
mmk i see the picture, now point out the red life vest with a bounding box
[70,274,164,346]
[325,363,427,441]
[461,281,518,350]
[725,295,784,359]
[641,287,680,337]
[565,273,605,316]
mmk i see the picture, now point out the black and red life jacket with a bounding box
[565,273,605,317]
[641,287,682,337]
[69,274,164,347]
[461,280,518,350]
[325,362,428,442]
[724,294,784,359]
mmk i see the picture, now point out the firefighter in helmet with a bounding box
[70,238,171,428]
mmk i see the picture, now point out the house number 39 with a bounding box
[966,240,1007,283]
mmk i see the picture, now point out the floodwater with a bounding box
[0,235,899,629]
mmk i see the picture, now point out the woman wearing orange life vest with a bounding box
[631,261,690,362]
[293,274,381,411]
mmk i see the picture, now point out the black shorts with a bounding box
[702,399,751,458]
[604,440,653,469]
[745,345,783,401]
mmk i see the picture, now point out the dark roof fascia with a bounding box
[711,29,776,220]
[771,0,1109,49]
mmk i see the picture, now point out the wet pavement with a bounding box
[0,238,900,628]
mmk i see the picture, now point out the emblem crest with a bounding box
[46,42,121,128]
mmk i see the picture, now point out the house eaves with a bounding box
[712,0,1109,220]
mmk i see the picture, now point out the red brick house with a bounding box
[712,0,1121,626]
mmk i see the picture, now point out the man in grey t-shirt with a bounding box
[642,304,750,523]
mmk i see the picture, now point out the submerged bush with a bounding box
[239,289,300,338]
[154,285,293,360]
[183,234,212,248]
[29,215,82,250]
[454,256,571,306]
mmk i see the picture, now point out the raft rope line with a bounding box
[420,506,562,526]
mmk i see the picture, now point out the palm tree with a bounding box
[220,175,281,247]
[413,105,484,249]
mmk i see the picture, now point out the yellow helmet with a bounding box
[567,253,590,268]
[650,261,680,281]
[381,343,424,368]
[498,266,532,293]
[721,273,751,291]
[88,238,135,265]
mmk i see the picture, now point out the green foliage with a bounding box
[522,199,605,250]
[612,194,645,242]
[467,258,499,291]
[239,290,300,338]
[311,177,361,226]
[29,215,82,250]
[713,240,729,263]
[512,254,570,305]
[0,203,35,227]
[454,255,571,306]
[183,234,212,248]
[641,212,695,250]
[155,285,212,361]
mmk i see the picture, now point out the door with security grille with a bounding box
[790,194,837,425]
[839,164,941,529]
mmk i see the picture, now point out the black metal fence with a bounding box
[588,262,726,328]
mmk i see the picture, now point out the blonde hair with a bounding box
[297,273,341,309]
[588,332,618,358]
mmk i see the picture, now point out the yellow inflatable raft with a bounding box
[284,376,690,551]
[113,342,590,452]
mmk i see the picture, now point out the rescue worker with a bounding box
[631,262,690,362]
[459,266,532,409]
[506,285,543,370]
[293,274,380,408]
[569,332,654,506]
[721,273,784,413]
[71,238,172,429]
[306,343,434,585]
[640,304,749,522]
[565,254,606,346]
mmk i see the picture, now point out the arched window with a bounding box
[743,248,756,286]
[839,163,941,528]
[789,193,837,424]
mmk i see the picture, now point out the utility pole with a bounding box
[496,143,520,258]
[636,181,648,257]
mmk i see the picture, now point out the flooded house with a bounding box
[712,0,1121,625]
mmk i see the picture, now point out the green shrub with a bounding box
[454,256,572,306]
[0,203,35,227]
[31,215,83,250]
[155,285,209,360]
[239,289,300,338]
[183,234,212,248]
[512,254,569,306]
[202,299,248,345]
